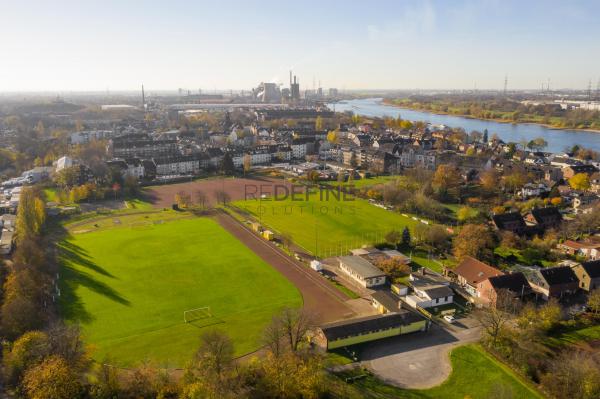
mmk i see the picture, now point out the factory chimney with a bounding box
[141,84,145,110]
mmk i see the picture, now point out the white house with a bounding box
[290,142,308,159]
[521,182,550,199]
[153,155,200,176]
[70,130,114,144]
[405,283,454,309]
[56,156,74,172]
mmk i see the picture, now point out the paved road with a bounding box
[215,210,354,323]
[360,316,481,389]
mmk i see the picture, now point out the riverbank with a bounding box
[381,99,600,134]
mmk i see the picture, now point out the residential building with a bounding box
[70,130,114,144]
[55,156,74,172]
[153,155,200,176]
[492,212,527,235]
[563,164,598,179]
[571,260,600,291]
[558,239,600,260]
[590,172,600,193]
[521,182,550,199]
[476,273,532,306]
[453,256,504,297]
[527,266,579,299]
[110,137,178,158]
[106,158,145,179]
[405,282,454,309]
[528,207,562,230]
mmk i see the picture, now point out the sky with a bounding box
[1,0,599,92]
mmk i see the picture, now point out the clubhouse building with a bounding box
[338,255,386,288]
[314,311,428,350]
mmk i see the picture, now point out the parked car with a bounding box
[443,315,455,324]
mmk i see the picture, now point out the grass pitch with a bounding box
[233,191,423,257]
[59,214,301,367]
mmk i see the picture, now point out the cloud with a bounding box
[367,1,436,41]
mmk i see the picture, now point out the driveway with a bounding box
[359,315,481,389]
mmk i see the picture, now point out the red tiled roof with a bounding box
[454,256,504,284]
[561,240,600,250]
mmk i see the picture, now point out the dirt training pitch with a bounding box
[145,176,293,208]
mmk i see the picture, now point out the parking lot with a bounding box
[359,314,481,389]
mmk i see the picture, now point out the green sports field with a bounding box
[232,191,424,257]
[59,213,301,367]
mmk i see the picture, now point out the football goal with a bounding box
[183,306,212,323]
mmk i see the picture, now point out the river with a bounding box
[329,98,600,153]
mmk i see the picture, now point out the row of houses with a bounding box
[492,206,563,237]
[450,256,600,303]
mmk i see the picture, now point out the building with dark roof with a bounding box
[405,282,454,309]
[529,207,562,230]
[492,212,527,235]
[371,290,402,314]
[315,311,428,350]
[563,164,598,179]
[528,266,579,299]
[476,272,532,306]
[110,138,178,158]
[571,260,600,292]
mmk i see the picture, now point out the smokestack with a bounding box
[290,70,292,86]
[141,84,145,109]
[294,75,297,84]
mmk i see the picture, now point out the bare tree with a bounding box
[194,190,208,209]
[278,307,314,353]
[280,233,293,249]
[541,350,600,399]
[475,289,520,347]
[263,317,287,358]
[214,190,231,206]
[174,191,191,208]
[194,330,234,376]
[588,288,600,316]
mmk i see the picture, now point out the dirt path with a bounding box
[214,210,354,324]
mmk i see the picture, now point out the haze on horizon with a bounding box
[1,0,599,93]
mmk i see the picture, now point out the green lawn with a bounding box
[546,324,600,347]
[346,175,402,189]
[232,191,424,257]
[124,198,155,211]
[44,187,59,202]
[337,345,542,399]
[59,215,302,367]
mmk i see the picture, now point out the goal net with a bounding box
[183,306,212,323]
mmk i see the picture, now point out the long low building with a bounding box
[315,311,428,350]
[338,255,386,288]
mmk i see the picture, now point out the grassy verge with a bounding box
[334,344,543,399]
[546,324,600,347]
[330,280,361,299]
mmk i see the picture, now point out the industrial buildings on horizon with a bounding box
[252,71,339,104]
